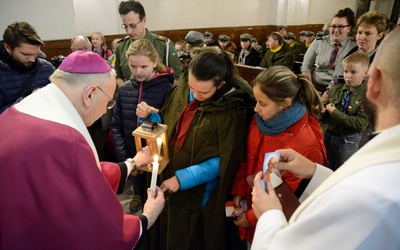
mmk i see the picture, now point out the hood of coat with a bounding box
[199,74,255,113]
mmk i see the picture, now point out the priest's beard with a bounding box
[362,93,377,131]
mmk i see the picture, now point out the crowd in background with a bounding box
[1,0,400,249]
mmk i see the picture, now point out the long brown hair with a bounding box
[253,66,322,119]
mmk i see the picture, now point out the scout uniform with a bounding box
[301,35,356,91]
[322,81,369,135]
[115,28,182,82]
[260,41,294,69]
[322,81,369,170]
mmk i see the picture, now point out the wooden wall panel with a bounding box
[41,24,323,61]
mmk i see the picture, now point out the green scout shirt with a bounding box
[260,42,294,69]
[114,29,182,82]
[322,81,369,135]
[290,42,301,62]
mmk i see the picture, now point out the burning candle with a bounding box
[150,155,159,196]
[156,137,162,156]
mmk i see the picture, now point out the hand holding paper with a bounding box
[262,152,283,190]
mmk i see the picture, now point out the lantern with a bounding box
[132,121,169,174]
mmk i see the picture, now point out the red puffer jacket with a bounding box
[231,112,326,243]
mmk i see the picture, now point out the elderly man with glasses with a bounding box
[0,50,165,249]
[115,0,182,86]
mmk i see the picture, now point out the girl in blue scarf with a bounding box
[231,66,327,244]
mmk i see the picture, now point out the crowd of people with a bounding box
[0,1,400,249]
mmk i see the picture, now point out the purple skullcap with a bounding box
[58,50,111,74]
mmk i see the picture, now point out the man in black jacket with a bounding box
[0,21,54,114]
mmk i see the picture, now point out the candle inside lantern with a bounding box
[150,155,159,196]
[156,137,162,156]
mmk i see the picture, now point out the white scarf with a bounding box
[15,83,100,169]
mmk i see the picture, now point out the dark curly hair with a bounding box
[333,7,356,29]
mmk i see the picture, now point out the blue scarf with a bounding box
[256,102,306,136]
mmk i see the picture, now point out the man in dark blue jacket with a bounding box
[0,21,54,114]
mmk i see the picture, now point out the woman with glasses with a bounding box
[331,12,388,149]
[301,7,357,93]
[111,39,174,213]
[333,12,387,85]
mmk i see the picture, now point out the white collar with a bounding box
[15,83,100,170]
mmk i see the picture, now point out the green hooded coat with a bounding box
[153,71,255,250]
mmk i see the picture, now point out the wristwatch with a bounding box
[126,158,137,172]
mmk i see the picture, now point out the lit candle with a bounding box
[156,137,162,156]
[150,155,159,196]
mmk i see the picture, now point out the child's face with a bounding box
[175,44,183,52]
[253,85,284,121]
[128,54,157,82]
[344,63,367,88]
[91,34,102,48]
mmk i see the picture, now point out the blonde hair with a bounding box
[253,66,322,119]
[357,11,387,34]
[126,39,166,73]
[342,51,369,70]
[91,31,107,47]
[111,38,121,51]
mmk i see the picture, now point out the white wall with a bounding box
[141,0,271,29]
[372,0,395,16]
[0,0,357,41]
[0,0,77,40]
[287,0,310,25]
[308,0,357,25]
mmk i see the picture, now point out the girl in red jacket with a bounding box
[231,66,326,244]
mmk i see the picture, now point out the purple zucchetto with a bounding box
[58,50,111,74]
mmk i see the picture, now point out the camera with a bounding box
[50,55,65,69]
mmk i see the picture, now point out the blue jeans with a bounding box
[324,131,361,171]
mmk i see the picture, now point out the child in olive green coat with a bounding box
[321,51,370,170]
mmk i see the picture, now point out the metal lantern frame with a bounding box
[132,122,169,174]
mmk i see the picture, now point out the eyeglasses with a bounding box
[96,86,116,109]
[121,21,141,30]
[329,25,350,30]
